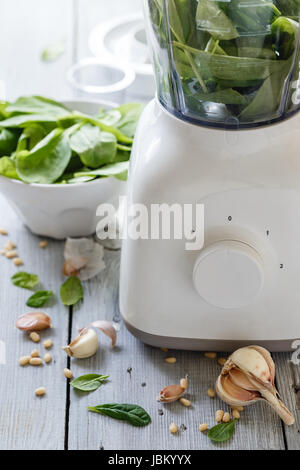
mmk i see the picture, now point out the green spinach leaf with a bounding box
[11,271,39,290]
[0,157,19,180]
[88,404,151,427]
[0,128,18,156]
[60,276,83,306]
[207,420,237,443]
[26,290,53,308]
[71,374,109,392]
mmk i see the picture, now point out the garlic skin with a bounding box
[62,328,98,359]
[16,312,51,332]
[216,345,295,426]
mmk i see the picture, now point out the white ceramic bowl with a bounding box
[0,100,127,239]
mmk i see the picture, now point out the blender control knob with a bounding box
[193,240,264,309]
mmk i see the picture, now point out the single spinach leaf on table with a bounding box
[11,271,39,290]
[0,128,18,156]
[0,157,20,180]
[71,374,109,392]
[69,123,117,168]
[207,420,237,443]
[26,290,53,308]
[15,128,72,184]
[88,404,151,427]
[60,276,83,306]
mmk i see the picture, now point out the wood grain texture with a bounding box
[0,195,68,449]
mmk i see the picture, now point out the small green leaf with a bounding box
[207,420,237,443]
[26,290,53,308]
[71,374,109,392]
[88,403,151,427]
[41,43,65,63]
[60,276,83,306]
[11,271,39,290]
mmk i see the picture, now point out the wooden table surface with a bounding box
[0,0,299,451]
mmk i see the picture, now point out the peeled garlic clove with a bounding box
[158,384,185,403]
[16,312,51,332]
[230,347,272,386]
[62,328,98,359]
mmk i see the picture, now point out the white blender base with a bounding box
[120,99,300,352]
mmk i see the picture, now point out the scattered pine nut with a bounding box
[29,332,40,343]
[0,228,7,235]
[232,405,244,412]
[217,357,227,366]
[179,398,191,407]
[35,387,46,397]
[207,388,215,398]
[44,353,52,363]
[180,377,188,390]
[4,241,15,250]
[18,355,31,366]
[30,349,39,358]
[43,339,52,349]
[204,352,217,359]
[64,368,73,379]
[39,240,48,248]
[169,422,178,434]
[165,357,176,364]
[232,409,240,419]
[29,357,43,366]
[0,250,6,255]
[222,412,231,423]
[6,250,17,259]
[160,347,168,352]
[216,410,224,423]
[13,257,23,266]
[199,423,209,432]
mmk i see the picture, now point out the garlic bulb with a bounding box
[216,345,295,426]
[62,328,98,359]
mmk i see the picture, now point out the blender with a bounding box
[120,0,300,351]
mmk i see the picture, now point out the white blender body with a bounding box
[120,0,300,351]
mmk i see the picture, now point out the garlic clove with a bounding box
[62,328,98,359]
[229,369,258,391]
[248,345,275,384]
[230,347,272,386]
[16,312,51,332]
[219,374,260,403]
[80,320,117,347]
[63,256,89,277]
[158,384,185,403]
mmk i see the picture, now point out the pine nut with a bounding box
[204,352,217,359]
[30,349,39,358]
[64,368,73,379]
[35,387,46,396]
[199,423,209,432]
[0,228,7,235]
[6,250,17,259]
[13,258,23,266]
[4,241,15,250]
[222,412,231,423]
[179,398,191,407]
[232,409,240,419]
[39,240,48,248]
[44,353,52,363]
[232,405,244,412]
[1,250,6,255]
[29,357,43,366]
[43,339,52,349]
[165,357,176,364]
[160,347,168,352]
[169,422,178,434]
[217,357,227,366]
[18,355,30,366]
[216,410,224,422]
[207,388,215,398]
[180,377,188,390]
[29,332,40,343]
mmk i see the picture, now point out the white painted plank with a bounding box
[67,249,285,450]
[0,0,74,101]
[0,195,69,449]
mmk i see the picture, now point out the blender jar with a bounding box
[144,0,300,128]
